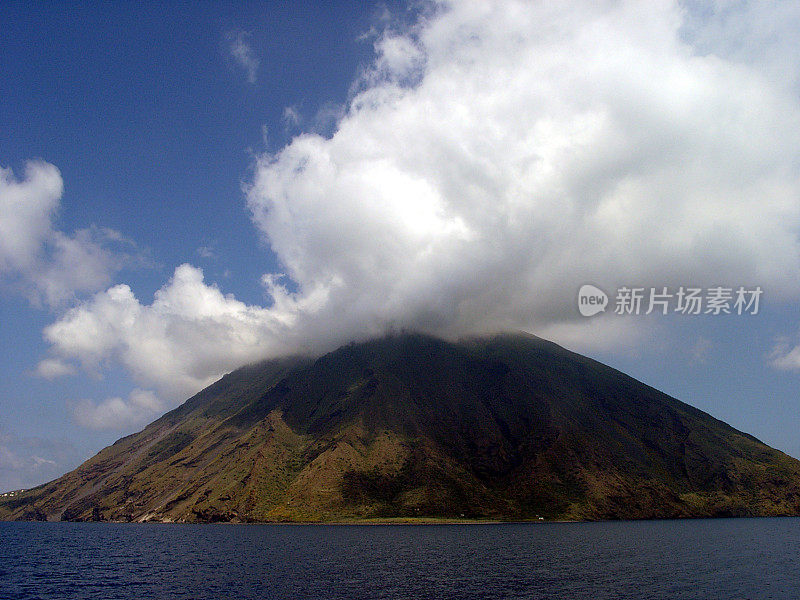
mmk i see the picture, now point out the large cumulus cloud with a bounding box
[247,0,800,341]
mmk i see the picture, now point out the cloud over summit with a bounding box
[247,0,800,338]
[38,0,800,425]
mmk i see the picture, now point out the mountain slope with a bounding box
[3,332,799,522]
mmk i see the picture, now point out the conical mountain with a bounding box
[3,332,799,522]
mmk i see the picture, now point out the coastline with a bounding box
[8,515,800,525]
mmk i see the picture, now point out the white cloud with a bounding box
[73,389,164,430]
[35,357,76,379]
[371,32,424,84]
[0,161,62,273]
[227,31,259,84]
[41,1,800,415]
[43,264,297,399]
[770,334,800,371]
[0,161,135,307]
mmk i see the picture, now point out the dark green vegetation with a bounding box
[3,332,799,522]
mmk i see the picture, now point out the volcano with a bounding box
[3,332,799,522]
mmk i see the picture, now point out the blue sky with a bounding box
[2,1,800,491]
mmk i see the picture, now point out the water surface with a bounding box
[1,518,797,599]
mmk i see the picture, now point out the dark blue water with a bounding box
[1,518,798,599]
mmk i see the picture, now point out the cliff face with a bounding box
[3,332,799,522]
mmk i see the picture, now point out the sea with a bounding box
[1,518,798,599]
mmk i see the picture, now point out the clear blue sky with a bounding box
[2,1,800,491]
